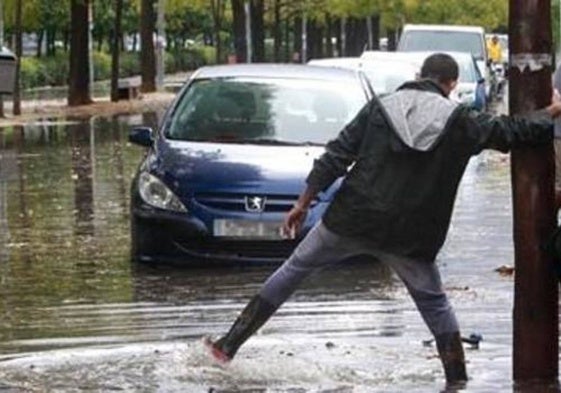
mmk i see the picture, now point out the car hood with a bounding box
[155,140,337,201]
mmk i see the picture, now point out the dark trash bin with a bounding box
[0,47,17,95]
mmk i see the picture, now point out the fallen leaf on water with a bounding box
[495,265,515,276]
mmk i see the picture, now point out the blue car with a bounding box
[129,64,372,264]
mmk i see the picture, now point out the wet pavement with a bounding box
[0,90,560,392]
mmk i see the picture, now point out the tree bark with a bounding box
[251,0,264,62]
[12,0,22,114]
[273,0,281,62]
[387,29,397,51]
[370,15,380,50]
[293,16,302,62]
[231,0,246,62]
[210,0,225,63]
[140,0,156,93]
[325,14,333,58]
[68,0,93,106]
[111,0,123,102]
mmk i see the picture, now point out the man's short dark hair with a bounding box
[420,53,459,83]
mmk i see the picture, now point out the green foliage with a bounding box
[19,57,42,90]
[92,51,112,81]
[19,47,212,90]
[120,52,141,76]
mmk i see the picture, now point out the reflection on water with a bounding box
[0,113,558,392]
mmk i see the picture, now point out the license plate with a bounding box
[213,219,283,240]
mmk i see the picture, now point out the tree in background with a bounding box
[140,0,156,92]
[68,0,92,106]
[12,0,21,114]
[209,0,226,63]
[111,0,123,102]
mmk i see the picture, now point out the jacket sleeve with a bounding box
[462,107,554,154]
[305,100,372,192]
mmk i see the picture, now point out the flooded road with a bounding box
[0,96,559,392]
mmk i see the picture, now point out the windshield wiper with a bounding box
[238,138,301,146]
[298,141,324,146]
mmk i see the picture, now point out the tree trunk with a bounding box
[273,0,281,62]
[12,0,22,115]
[387,29,397,51]
[293,16,302,62]
[308,20,323,60]
[334,18,342,57]
[111,0,123,102]
[210,0,224,63]
[251,0,264,62]
[283,16,290,62]
[370,14,380,50]
[325,14,333,57]
[140,0,156,93]
[231,0,246,62]
[345,17,368,56]
[36,30,44,57]
[68,0,92,106]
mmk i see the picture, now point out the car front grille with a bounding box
[174,238,299,262]
[194,192,315,213]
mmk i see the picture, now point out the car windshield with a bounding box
[360,62,418,95]
[456,58,478,83]
[165,77,367,145]
[400,31,484,60]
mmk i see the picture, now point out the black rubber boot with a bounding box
[205,295,278,363]
[435,331,468,386]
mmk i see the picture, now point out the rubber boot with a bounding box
[435,331,468,386]
[204,294,278,363]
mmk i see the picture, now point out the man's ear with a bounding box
[441,79,457,96]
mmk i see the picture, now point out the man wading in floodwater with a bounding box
[204,53,561,386]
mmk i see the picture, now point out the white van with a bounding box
[397,24,493,100]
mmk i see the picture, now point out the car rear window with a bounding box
[165,77,367,145]
[399,31,485,60]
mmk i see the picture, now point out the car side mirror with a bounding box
[477,77,485,84]
[129,126,154,147]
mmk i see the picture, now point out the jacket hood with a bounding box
[380,79,459,151]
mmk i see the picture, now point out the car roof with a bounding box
[402,24,485,33]
[190,63,362,82]
[362,50,473,64]
[307,57,363,67]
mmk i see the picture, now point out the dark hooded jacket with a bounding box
[306,79,553,262]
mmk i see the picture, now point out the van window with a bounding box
[399,31,485,61]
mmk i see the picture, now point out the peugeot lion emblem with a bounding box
[245,196,266,213]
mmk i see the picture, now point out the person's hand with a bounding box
[553,88,561,104]
[547,89,561,118]
[281,204,308,239]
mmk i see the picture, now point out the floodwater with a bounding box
[0,98,560,392]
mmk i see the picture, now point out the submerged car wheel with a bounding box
[131,215,166,263]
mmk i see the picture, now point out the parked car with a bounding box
[360,50,487,111]
[396,24,496,101]
[129,64,372,264]
[308,56,418,97]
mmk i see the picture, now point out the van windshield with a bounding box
[399,31,484,60]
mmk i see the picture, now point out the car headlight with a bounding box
[138,172,187,212]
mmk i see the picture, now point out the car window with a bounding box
[456,57,477,83]
[166,77,367,144]
[359,62,418,95]
[400,31,485,60]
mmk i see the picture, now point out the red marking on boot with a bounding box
[203,336,231,365]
